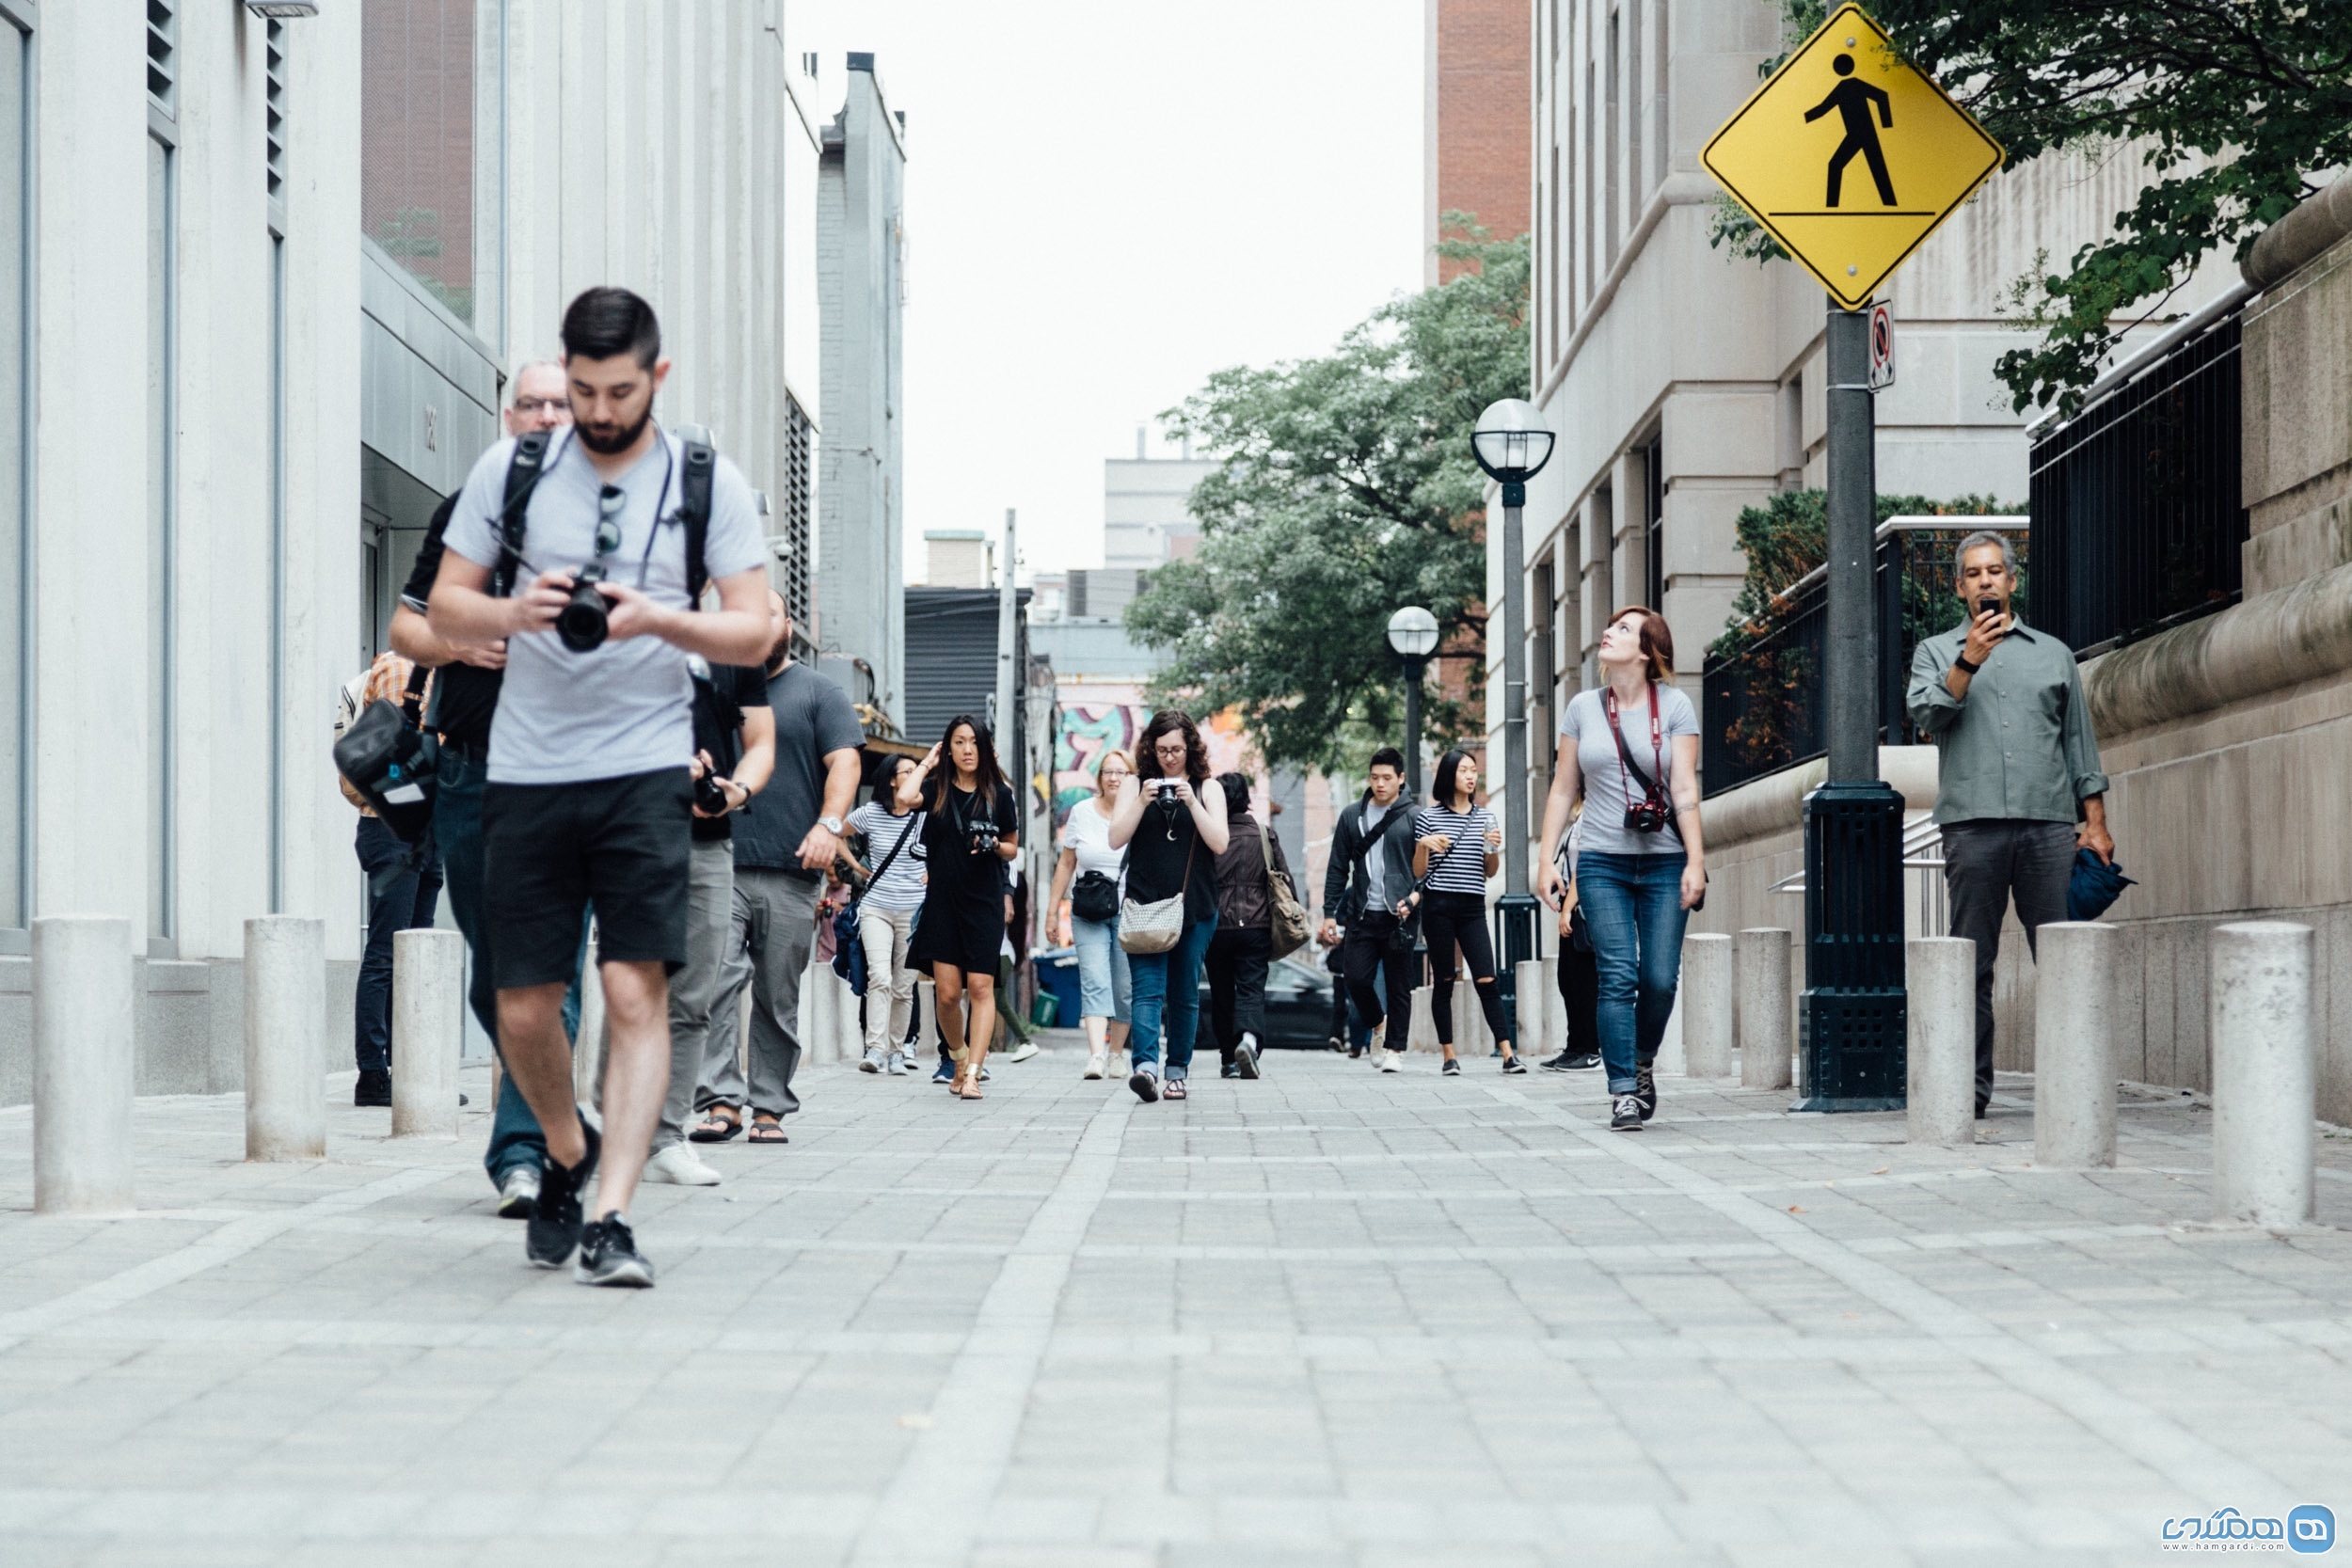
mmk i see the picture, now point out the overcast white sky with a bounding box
[796,1,1428,580]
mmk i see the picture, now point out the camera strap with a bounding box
[1605,686,1667,806]
[490,430,557,598]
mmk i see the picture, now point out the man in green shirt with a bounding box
[1907,532,2114,1118]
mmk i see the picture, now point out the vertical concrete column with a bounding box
[1906,938,1976,1147]
[1681,933,1733,1079]
[245,915,326,1162]
[1514,958,1554,1056]
[1736,928,1793,1090]
[2211,922,2317,1227]
[390,929,465,1138]
[32,916,136,1213]
[2033,922,2116,1168]
[573,924,605,1109]
[1450,976,1489,1054]
[1406,985,1437,1052]
[916,976,938,1061]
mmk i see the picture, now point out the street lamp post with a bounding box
[1470,398,1556,1054]
[1386,606,1439,799]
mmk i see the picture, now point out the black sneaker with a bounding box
[1441,1057,1462,1077]
[1130,1065,1161,1103]
[1563,1053,1601,1070]
[1634,1063,1658,1123]
[1610,1093,1644,1132]
[575,1215,655,1289]
[354,1069,391,1107]
[1233,1033,1261,1080]
[1501,1053,1527,1075]
[526,1118,600,1270]
[1219,1061,1240,1079]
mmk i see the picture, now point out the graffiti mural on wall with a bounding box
[1042,688,1254,827]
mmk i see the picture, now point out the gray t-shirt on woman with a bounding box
[1562,684,1699,857]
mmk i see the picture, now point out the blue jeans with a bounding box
[1125,908,1218,1080]
[354,816,442,1074]
[1575,851,1691,1093]
[435,750,586,1187]
[1071,912,1131,1023]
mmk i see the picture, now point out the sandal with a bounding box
[689,1106,742,1143]
[746,1117,788,1145]
[1164,1078,1188,1101]
[956,1071,984,1101]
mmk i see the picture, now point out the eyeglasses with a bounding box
[596,484,626,556]
[512,396,567,417]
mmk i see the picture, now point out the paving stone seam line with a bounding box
[0,1166,450,1353]
[1481,1083,2287,1502]
[849,1085,1134,1566]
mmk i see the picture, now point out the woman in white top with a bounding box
[844,753,927,1076]
[1048,750,1134,1080]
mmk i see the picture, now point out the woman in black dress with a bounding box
[898,714,1020,1101]
[1105,710,1230,1102]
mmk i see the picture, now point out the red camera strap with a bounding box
[1604,686,1665,804]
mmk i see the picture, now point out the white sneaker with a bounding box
[860,1047,885,1073]
[1004,1040,1041,1064]
[644,1143,722,1187]
[495,1164,540,1220]
[886,1051,911,1076]
[1083,1051,1107,1080]
[1377,1051,1403,1073]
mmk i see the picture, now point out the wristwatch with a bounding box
[818,814,845,834]
[1953,653,1981,675]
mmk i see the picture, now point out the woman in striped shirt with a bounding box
[1408,749,1524,1075]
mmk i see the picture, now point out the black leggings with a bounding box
[1421,890,1509,1049]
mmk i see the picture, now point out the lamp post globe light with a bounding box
[1387,606,1440,798]
[1470,396,1555,1057]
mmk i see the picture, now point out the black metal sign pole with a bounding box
[1797,300,1908,1111]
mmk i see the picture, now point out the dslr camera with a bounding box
[968,822,1000,857]
[693,771,730,816]
[557,563,614,653]
[1623,791,1671,834]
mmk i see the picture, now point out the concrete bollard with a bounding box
[1735,928,1793,1090]
[2211,922,2317,1227]
[2033,922,2116,1168]
[245,915,326,1162]
[32,916,136,1213]
[916,976,938,1059]
[1406,985,1437,1052]
[390,929,466,1138]
[1450,975,1490,1055]
[1681,933,1733,1079]
[1906,938,1976,1147]
[1514,958,1554,1056]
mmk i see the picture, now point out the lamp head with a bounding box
[1386,605,1440,659]
[1471,397,1555,484]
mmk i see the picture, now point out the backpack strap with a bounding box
[490,430,554,597]
[679,436,715,604]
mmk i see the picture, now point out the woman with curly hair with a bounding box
[1105,710,1230,1102]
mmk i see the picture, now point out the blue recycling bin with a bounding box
[1032,945,1083,1029]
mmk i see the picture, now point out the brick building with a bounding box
[1423,0,1533,283]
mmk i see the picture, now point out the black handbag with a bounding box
[333,665,437,846]
[1072,870,1120,925]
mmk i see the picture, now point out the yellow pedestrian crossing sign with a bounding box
[1702,5,2004,310]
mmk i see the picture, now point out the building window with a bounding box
[360,0,502,339]
[146,0,177,119]
[0,14,25,935]
[1533,559,1557,793]
[148,131,178,944]
[781,394,815,631]
[1642,434,1665,615]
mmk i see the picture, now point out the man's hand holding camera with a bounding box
[689,748,746,821]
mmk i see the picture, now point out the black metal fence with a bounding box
[2027,309,2247,657]
[1701,526,2028,798]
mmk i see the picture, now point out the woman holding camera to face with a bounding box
[1409,749,1524,1076]
[1106,710,1230,1103]
[1535,608,1705,1132]
[899,714,1021,1101]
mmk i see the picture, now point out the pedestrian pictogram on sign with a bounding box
[1867,301,1894,389]
[1702,5,2004,310]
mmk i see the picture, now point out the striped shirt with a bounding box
[1412,804,1496,895]
[848,802,927,911]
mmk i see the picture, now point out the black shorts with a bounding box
[483,768,693,988]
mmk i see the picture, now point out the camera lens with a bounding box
[558,570,611,653]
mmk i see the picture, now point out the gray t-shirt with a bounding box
[1563,684,1699,857]
[443,429,768,784]
[731,662,866,875]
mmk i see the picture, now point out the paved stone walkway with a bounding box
[4,1042,2352,1567]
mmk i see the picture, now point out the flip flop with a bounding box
[689,1107,742,1143]
[746,1117,788,1145]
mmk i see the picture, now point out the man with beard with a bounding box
[428,287,774,1288]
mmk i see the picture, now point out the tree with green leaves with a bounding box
[1125,223,1528,775]
[1711,0,2352,415]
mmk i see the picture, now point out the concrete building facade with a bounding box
[0,0,835,1102]
[1104,440,1216,570]
[816,52,907,729]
